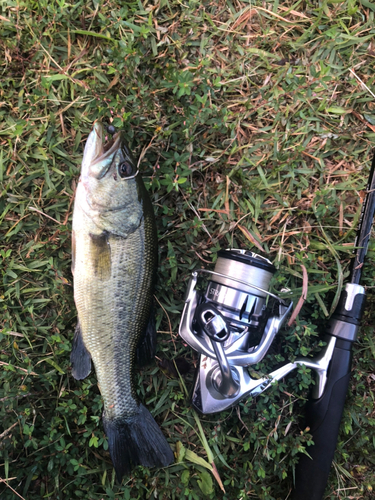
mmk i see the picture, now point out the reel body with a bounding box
[179,249,293,413]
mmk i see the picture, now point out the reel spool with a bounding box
[179,249,293,414]
[201,249,276,329]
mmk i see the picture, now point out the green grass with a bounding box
[1,0,375,498]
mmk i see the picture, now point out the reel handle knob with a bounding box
[195,304,230,342]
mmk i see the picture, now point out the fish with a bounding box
[70,122,174,480]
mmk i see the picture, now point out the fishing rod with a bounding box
[178,152,375,499]
[292,151,375,500]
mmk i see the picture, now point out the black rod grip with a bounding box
[293,340,353,500]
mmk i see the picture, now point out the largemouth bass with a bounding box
[70,122,173,480]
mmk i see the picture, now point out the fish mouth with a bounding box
[82,122,122,179]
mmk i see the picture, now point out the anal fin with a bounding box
[70,321,92,380]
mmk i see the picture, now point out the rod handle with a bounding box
[292,339,353,500]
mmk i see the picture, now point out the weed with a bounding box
[1,0,375,499]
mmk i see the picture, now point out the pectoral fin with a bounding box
[70,321,92,380]
[89,231,111,280]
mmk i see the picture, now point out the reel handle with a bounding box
[195,304,240,397]
[211,341,240,397]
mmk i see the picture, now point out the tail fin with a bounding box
[103,404,174,481]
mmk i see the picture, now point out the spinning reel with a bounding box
[179,249,365,414]
[179,249,292,414]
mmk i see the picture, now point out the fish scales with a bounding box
[71,122,173,480]
[74,200,155,419]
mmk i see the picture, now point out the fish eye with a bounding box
[118,161,133,178]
